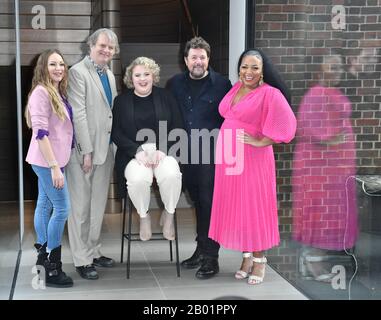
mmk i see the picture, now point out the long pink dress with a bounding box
[208,82,297,252]
[292,85,358,250]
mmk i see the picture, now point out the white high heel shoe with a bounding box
[248,256,267,285]
[235,252,253,280]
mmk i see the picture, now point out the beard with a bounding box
[190,65,207,79]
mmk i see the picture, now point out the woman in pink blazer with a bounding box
[25,49,74,288]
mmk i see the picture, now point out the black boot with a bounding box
[181,247,204,269]
[44,246,73,288]
[195,257,219,279]
[34,242,48,268]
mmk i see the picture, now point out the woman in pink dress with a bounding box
[292,55,358,280]
[208,49,297,285]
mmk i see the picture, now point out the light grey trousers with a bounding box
[66,147,114,267]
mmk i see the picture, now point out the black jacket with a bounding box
[166,68,232,164]
[166,68,232,133]
[111,86,184,198]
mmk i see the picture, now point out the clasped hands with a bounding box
[135,150,166,168]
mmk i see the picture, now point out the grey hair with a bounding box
[123,57,160,89]
[243,50,263,61]
[237,50,263,75]
[87,28,120,54]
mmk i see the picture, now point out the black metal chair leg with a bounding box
[169,241,173,261]
[174,210,180,277]
[121,190,181,278]
[120,197,127,263]
[127,198,133,279]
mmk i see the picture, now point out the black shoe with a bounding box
[181,247,204,269]
[44,246,74,288]
[93,256,115,268]
[195,258,219,279]
[34,242,48,268]
[76,264,99,280]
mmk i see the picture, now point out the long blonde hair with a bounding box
[25,49,69,128]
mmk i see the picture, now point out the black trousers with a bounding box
[182,163,220,259]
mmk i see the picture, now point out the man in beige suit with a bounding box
[66,28,119,280]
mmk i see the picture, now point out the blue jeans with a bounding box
[32,165,70,252]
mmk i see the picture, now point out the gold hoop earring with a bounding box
[259,74,264,86]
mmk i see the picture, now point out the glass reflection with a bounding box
[292,54,358,285]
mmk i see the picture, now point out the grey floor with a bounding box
[2,203,307,300]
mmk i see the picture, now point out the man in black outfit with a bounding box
[167,37,232,279]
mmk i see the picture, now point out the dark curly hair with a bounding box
[237,48,291,103]
[184,36,211,58]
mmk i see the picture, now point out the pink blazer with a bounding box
[25,85,74,168]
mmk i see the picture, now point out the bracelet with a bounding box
[48,160,58,169]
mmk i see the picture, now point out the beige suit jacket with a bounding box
[68,57,117,165]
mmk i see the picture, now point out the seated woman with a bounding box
[111,57,183,241]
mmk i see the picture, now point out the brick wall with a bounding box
[252,0,381,280]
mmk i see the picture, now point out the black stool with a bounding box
[120,193,181,279]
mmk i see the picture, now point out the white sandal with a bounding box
[248,256,267,285]
[235,252,253,280]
